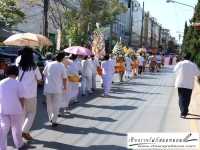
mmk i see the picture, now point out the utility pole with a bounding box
[129,0,132,47]
[43,0,49,55]
[140,2,144,48]
[158,26,161,50]
[151,18,153,48]
[109,22,113,51]
[43,0,48,37]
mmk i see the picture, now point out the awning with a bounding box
[149,49,158,53]
[0,26,13,38]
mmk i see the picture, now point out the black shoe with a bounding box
[128,76,130,78]
[125,76,126,78]
[58,112,62,117]
[82,94,85,96]
[73,100,79,103]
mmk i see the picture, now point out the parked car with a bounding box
[0,46,45,80]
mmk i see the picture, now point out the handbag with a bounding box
[20,71,25,82]
[68,76,79,82]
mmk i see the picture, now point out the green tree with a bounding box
[181,1,200,68]
[62,0,127,47]
[0,0,26,28]
[181,21,188,54]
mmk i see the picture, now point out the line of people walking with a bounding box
[0,48,165,150]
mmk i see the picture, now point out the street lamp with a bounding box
[166,0,195,10]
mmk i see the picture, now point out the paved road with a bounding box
[7,58,200,150]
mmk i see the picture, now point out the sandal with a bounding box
[22,132,31,140]
[19,142,27,149]
[52,122,59,126]
[104,94,108,98]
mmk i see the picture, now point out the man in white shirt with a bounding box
[91,55,100,91]
[156,53,162,72]
[43,52,67,125]
[174,52,200,118]
[125,54,132,78]
[109,54,116,83]
[81,56,93,96]
[138,53,144,74]
[102,54,115,97]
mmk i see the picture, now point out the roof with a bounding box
[0,25,13,38]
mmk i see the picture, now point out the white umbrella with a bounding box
[3,32,53,46]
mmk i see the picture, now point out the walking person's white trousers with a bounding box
[102,75,112,95]
[81,76,92,94]
[125,70,131,77]
[0,114,24,149]
[69,82,79,101]
[46,93,62,123]
[92,73,97,89]
[22,97,37,134]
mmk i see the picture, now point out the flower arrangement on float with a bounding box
[112,41,126,72]
[113,41,125,62]
[126,47,138,69]
[137,47,148,68]
[89,22,106,75]
[137,48,147,59]
[126,47,137,60]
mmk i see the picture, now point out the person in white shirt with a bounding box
[43,52,52,104]
[102,54,115,97]
[109,54,116,84]
[90,55,100,91]
[43,52,67,125]
[138,53,144,74]
[60,57,72,115]
[17,47,42,140]
[174,52,200,118]
[69,54,82,103]
[156,53,162,72]
[81,56,93,96]
[0,65,27,149]
[125,54,132,78]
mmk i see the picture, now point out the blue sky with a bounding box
[137,0,197,43]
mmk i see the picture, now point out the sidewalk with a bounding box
[190,79,200,131]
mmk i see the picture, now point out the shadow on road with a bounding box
[44,124,126,136]
[63,114,117,122]
[21,139,127,150]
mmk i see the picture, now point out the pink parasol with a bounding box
[63,46,93,56]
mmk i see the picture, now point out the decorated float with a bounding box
[113,41,126,72]
[90,23,106,75]
[137,48,147,69]
[126,47,138,69]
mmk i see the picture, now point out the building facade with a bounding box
[131,0,143,48]
[143,11,162,50]
[14,0,79,34]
